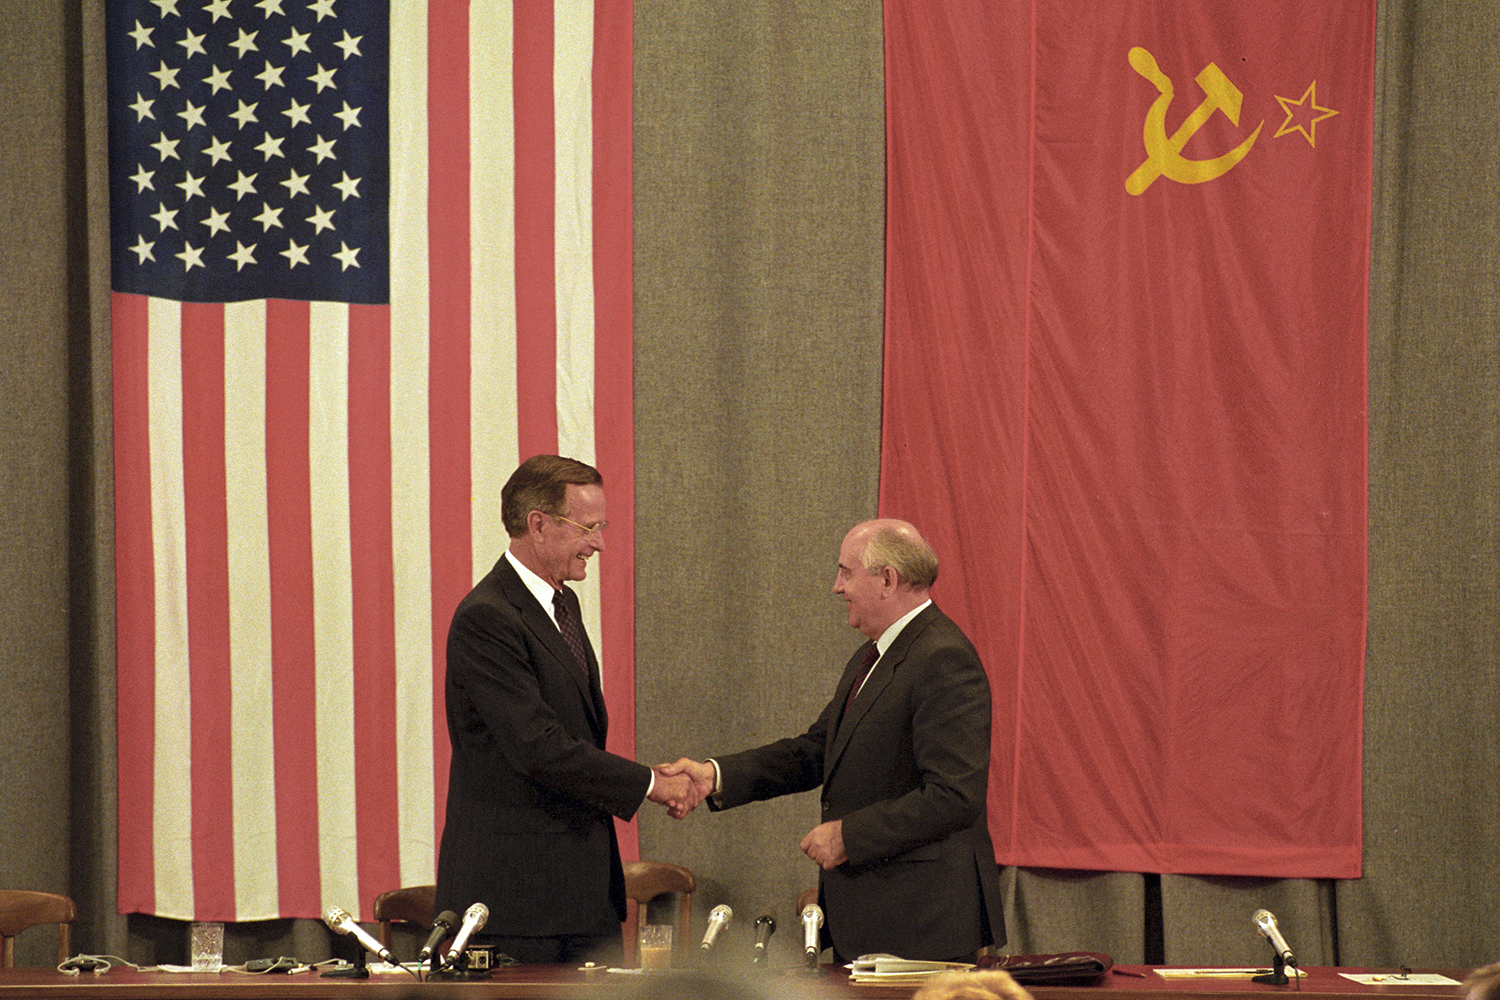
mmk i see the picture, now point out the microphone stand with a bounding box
[1252,952,1290,987]
[799,930,825,975]
[320,946,370,979]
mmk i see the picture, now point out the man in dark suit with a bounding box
[662,519,1004,962]
[434,455,696,964]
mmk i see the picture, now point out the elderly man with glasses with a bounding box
[435,454,696,965]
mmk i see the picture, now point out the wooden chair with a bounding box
[0,891,76,968]
[372,884,436,953]
[622,861,695,966]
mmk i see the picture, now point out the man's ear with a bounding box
[525,509,550,537]
[880,564,900,594]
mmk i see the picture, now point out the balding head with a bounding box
[834,519,939,640]
[853,519,939,591]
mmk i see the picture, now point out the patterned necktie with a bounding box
[843,645,881,714]
[552,587,591,680]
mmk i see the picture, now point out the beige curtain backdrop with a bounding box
[0,0,1495,971]
[631,0,886,967]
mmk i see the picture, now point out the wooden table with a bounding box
[0,964,1467,1000]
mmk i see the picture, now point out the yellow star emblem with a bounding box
[1273,81,1339,147]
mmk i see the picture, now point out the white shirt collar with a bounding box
[847,599,932,703]
[874,598,932,658]
[505,548,561,626]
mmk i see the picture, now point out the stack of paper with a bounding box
[848,955,975,985]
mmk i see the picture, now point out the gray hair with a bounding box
[500,455,602,537]
[860,522,939,589]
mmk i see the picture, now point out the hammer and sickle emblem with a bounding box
[1125,46,1263,195]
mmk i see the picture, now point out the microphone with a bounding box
[323,907,394,964]
[700,904,733,951]
[445,903,489,965]
[752,913,776,963]
[419,910,458,963]
[800,903,824,962]
[1252,909,1297,968]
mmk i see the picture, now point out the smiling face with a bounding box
[832,525,893,640]
[527,482,606,588]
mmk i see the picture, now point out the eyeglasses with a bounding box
[550,513,609,538]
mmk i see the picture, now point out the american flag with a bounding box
[108,0,389,305]
[107,0,637,923]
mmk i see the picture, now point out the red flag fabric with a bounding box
[108,0,635,921]
[882,0,1372,878]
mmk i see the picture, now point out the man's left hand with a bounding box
[800,820,846,869]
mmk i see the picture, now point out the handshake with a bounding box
[643,758,849,868]
[644,758,716,819]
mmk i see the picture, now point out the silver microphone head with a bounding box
[1251,908,1296,967]
[800,903,823,964]
[447,902,491,963]
[323,907,352,933]
[701,904,733,950]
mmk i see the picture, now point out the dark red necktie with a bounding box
[553,587,591,681]
[843,645,880,713]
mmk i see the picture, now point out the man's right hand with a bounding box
[647,769,701,818]
[655,758,717,818]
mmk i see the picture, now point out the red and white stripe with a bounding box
[114,0,635,923]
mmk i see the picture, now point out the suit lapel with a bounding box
[827,644,874,726]
[560,585,610,733]
[492,558,607,736]
[825,605,940,778]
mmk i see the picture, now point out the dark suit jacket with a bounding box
[712,603,1004,961]
[434,554,652,938]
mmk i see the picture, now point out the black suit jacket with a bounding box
[434,555,652,937]
[712,603,1005,961]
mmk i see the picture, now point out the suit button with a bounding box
[821,801,830,813]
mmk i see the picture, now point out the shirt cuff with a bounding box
[705,758,724,805]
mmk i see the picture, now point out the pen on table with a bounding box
[1112,968,1148,978]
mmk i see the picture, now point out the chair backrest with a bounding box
[622,861,695,966]
[372,885,436,952]
[0,891,76,969]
